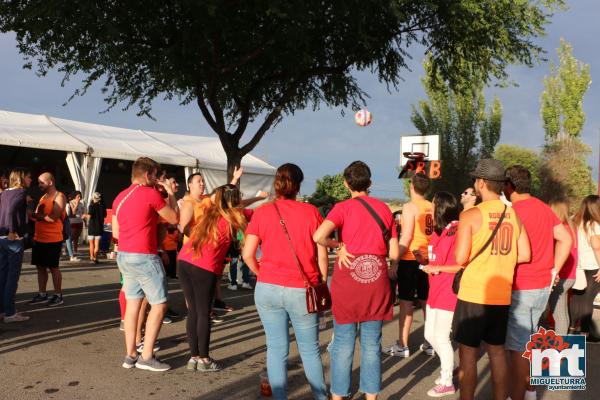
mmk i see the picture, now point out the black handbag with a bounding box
[452,205,507,294]
[273,202,331,313]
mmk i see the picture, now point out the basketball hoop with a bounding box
[402,151,426,161]
[399,152,428,179]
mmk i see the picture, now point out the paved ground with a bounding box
[1,251,599,400]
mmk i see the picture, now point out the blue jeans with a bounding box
[330,319,383,396]
[117,252,167,305]
[506,287,551,352]
[229,257,250,284]
[255,282,327,400]
[0,238,25,316]
[64,238,74,257]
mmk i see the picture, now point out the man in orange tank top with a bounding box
[383,172,434,358]
[28,172,67,307]
[453,159,531,400]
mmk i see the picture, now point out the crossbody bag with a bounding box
[273,201,331,313]
[356,197,391,245]
[452,205,507,294]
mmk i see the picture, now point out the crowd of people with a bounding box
[1,155,600,400]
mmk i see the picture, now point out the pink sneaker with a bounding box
[427,384,455,397]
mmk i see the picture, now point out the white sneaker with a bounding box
[524,390,537,400]
[420,342,435,356]
[382,342,409,357]
[240,282,253,290]
[227,284,238,291]
[4,312,30,323]
[70,256,81,262]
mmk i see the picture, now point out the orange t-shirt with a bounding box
[159,217,180,251]
[182,195,212,244]
[34,192,65,243]
[458,200,520,306]
[401,198,433,260]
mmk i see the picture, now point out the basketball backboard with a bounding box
[400,134,440,166]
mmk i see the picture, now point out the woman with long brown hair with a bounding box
[177,184,249,371]
[570,195,600,339]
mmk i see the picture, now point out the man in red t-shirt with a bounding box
[503,165,572,400]
[112,157,178,372]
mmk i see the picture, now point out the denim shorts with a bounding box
[117,252,167,305]
[505,287,551,352]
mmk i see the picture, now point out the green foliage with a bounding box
[539,138,597,208]
[411,57,502,195]
[0,1,563,178]
[308,174,349,208]
[541,39,591,141]
[493,144,543,196]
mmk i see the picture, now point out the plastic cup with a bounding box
[260,371,272,397]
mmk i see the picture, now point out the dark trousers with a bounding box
[229,257,250,284]
[0,238,25,317]
[178,260,217,357]
[570,269,600,334]
[165,250,177,279]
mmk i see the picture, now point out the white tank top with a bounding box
[577,222,600,270]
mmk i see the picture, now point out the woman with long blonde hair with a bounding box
[570,195,600,338]
[547,200,577,335]
[177,184,249,371]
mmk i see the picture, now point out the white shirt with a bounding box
[577,222,600,270]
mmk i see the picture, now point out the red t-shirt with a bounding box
[246,200,322,288]
[326,195,398,255]
[427,221,459,312]
[113,184,166,254]
[326,196,396,323]
[178,209,253,275]
[512,197,561,290]
[559,222,577,280]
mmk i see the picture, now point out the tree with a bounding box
[411,57,502,195]
[541,39,591,141]
[539,140,596,207]
[539,40,595,206]
[308,173,349,207]
[493,144,543,197]
[0,1,563,180]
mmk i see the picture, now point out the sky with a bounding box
[0,1,598,198]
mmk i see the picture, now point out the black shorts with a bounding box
[31,241,63,269]
[452,299,510,347]
[397,259,429,301]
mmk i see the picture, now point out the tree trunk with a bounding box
[225,148,242,185]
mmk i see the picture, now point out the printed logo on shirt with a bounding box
[349,255,384,284]
[524,327,586,391]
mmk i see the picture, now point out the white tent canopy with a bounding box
[0,109,275,205]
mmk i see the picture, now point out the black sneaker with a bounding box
[28,293,49,305]
[210,312,224,324]
[165,309,179,319]
[47,294,64,307]
[213,299,234,312]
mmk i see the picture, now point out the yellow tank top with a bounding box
[458,199,520,305]
[401,198,433,260]
[182,195,212,244]
[34,192,65,243]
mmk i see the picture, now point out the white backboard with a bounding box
[400,134,440,166]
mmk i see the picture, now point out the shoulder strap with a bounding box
[273,201,310,287]
[356,197,390,244]
[469,205,507,264]
[116,185,141,218]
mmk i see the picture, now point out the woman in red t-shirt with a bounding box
[313,161,400,400]
[413,191,461,398]
[242,163,329,400]
[177,184,248,372]
[547,200,577,335]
